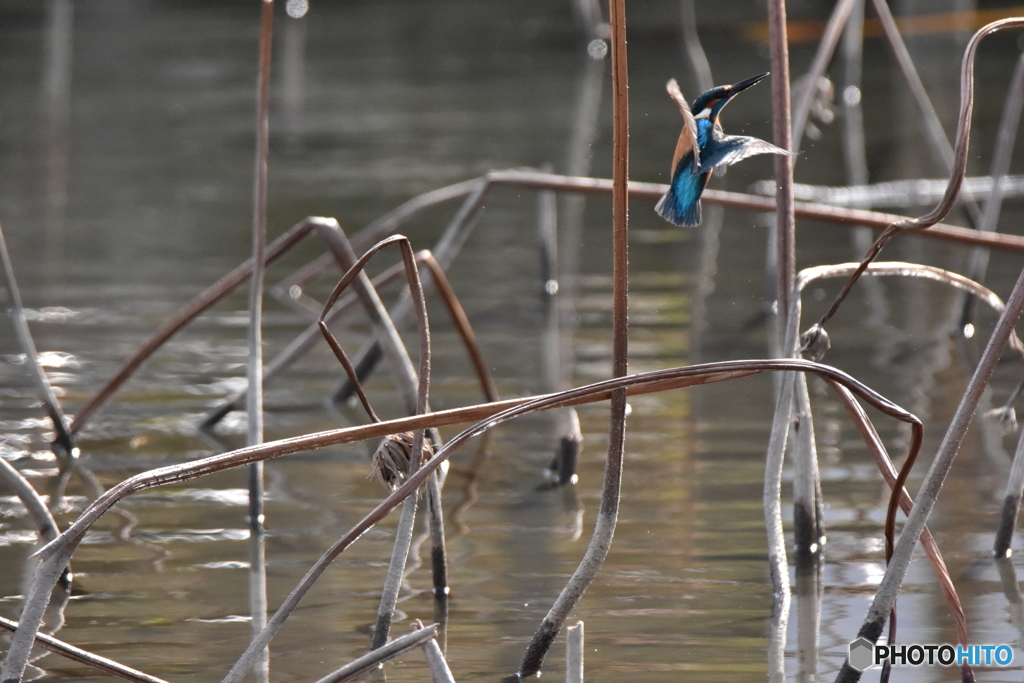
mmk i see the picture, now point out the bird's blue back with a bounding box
[655,118,715,227]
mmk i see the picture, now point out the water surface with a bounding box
[3,1,1024,681]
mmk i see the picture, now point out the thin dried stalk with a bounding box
[0,537,76,682]
[371,492,420,651]
[565,621,584,683]
[994,426,1024,556]
[797,261,1024,358]
[518,0,629,674]
[679,0,712,91]
[0,221,74,462]
[490,171,1024,251]
[311,234,434,652]
[0,359,917,683]
[767,0,795,334]
[419,252,499,403]
[0,445,60,546]
[245,6,274,679]
[791,373,824,558]
[764,366,794,601]
[869,0,982,226]
[34,360,913,566]
[962,48,1024,326]
[420,634,456,683]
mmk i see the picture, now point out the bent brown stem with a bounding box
[312,234,433,652]
[810,18,1024,343]
[827,382,969,649]
[0,359,918,683]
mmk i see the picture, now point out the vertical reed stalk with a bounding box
[247,0,273,505]
[994,425,1024,556]
[566,621,584,683]
[767,0,822,560]
[767,0,795,332]
[246,3,274,680]
[517,0,628,675]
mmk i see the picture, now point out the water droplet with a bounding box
[587,39,608,60]
[544,279,559,295]
[963,322,975,338]
[286,0,309,19]
[842,85,861,107]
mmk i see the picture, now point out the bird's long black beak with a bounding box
[729,72,769,95]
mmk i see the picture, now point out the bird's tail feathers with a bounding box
[655,188,701,227]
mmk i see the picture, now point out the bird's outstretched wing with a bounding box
[696,127,792,174]
[666,78,700,173]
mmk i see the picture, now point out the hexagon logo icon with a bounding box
[848,637,874,672]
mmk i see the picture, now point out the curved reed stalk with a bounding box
[806,17,1024,349]
[827,382,969,649]
[312,234,434,652]
[962,48,1024,327]
[0,221,74,462]
[0,358,917,683]
[204,246,498,426]
[834,260,1024,683]
[0,458,60,546]
[67,168,1024,439]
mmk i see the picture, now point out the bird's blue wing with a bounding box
[655,153,709,227]
[696,127,791,175]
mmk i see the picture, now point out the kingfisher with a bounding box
[655,72,791,227]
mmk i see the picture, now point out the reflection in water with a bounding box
[5,2,1024,681]
[280,7,307,149]
[41,0,73,277]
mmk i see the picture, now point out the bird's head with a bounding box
[691,72,769,123]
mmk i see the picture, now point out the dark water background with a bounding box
[4,1,1024,681]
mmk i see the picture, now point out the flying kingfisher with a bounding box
[655,72,791,227]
